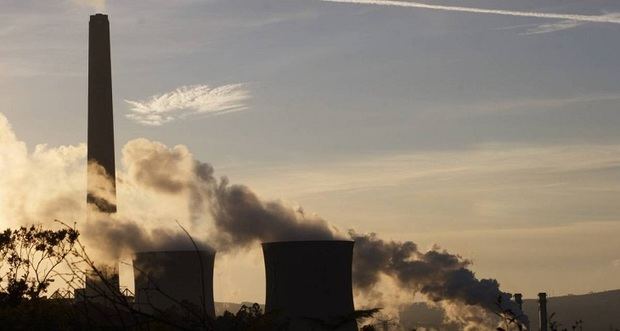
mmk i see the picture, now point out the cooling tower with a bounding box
[87,13,117,213]
[133,250,216,318]
[262,240,357,331]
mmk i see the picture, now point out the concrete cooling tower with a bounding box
[133,250,216,318]
[262,240,357,331]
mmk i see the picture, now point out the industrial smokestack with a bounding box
[514,293,523,312]
[87,13,116,213]
[133,250,216,318]
[262,241,357,331]
[514,293,527,331]
[538,292,548,331]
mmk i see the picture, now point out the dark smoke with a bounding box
[209,177,341,250]
[349,232,468,290]
[118,139,528,327]
[122,139,341,251]
[349,232,528,326]
[83,212,213,260]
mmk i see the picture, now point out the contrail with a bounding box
[323,0,620,24]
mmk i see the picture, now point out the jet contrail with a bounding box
[323,0,620,24]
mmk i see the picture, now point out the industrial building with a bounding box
[133,250,216,318]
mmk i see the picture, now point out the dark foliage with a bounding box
[0,225,79,306]
[0,223,380,330]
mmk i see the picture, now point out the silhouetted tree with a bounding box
[0,222,382,330]
[0,225,78,306]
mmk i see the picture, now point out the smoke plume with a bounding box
[0,113,210,260]
[350,232,527,327]
[1,112,526,329]
[119,137,527,327]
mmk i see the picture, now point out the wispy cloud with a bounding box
[523,20,583,35]
[125,84,250,126]
[456,93,620,115]
[222,143,620,234]
[323,0,620,25]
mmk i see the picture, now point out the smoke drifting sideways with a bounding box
[0,112,526,329]
[123,139,528,328]
[350,232,528,328]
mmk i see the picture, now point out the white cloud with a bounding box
[125,84,250,126]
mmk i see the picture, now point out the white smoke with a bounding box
[441,301,497,330]
[0,113,86,226]
[0,112,207,260]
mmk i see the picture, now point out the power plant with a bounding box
[133,250,216,317]
[262,241,357,331]
[83,15,361,329]
[80,13,532,331]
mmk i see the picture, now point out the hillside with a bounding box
[398,289,620,330]
[523,289,620,330]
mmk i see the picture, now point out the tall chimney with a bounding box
[87,14,116,213]
[538,292,548,331]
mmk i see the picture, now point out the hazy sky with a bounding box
[2,0,620,303]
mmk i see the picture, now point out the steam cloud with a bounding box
[1,111,526,328]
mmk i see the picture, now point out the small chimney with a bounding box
[538,292,548,331]
[514,293,523,311]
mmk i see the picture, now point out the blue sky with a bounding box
[2,0,620,302]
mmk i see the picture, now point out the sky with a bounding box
[1,0,620,304]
